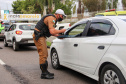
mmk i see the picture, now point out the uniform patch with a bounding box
[53,20,55,23]
[53,24,56,27]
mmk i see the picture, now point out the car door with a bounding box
[59,21,88,69]
[8,25,16,42]
[78,19,117,74]
[5,25,13,42]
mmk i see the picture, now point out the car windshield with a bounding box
[19,24,35,30]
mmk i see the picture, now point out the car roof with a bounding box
[78,16,126,22]
[12,23,36,25]
[68,16,126,33]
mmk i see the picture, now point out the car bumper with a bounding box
[17,38,35,46]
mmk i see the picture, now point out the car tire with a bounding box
[51,49,61,69]
[13,40,19,51]
[99,64,126,84]
[4,38,8,47]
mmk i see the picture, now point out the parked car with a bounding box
[4,23,35,51]
[50,16,126,84]
[95,9,126,16]
[0,23,5,40]
[0,30,5,40]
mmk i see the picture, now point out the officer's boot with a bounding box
[46,61,54,76]
[40,62,54,79]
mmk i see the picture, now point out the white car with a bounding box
[55,22,71,30]
[4,23,35,51]
[50,16,126,84]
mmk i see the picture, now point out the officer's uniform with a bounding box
[33,14,57,79]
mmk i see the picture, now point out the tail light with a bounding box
[16,31,22,35]
[69,24,71,27]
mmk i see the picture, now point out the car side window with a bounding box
[87,22,114,36]
[9,25,13,31]
[68,23,86,37]
[9,25,16,31]
[11,25,16,30]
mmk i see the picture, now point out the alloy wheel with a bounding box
[104,70,119,84]
[52,52,58,67]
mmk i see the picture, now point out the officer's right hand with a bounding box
[61,29,66,33]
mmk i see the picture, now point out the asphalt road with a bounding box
[0,39,97,84]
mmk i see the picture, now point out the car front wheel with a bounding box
[4,38,8,47]
[100,64,126,84]
[51,49,61,69]
[13,40,19,51]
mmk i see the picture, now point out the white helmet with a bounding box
[55,9,66,17]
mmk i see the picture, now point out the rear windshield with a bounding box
[95,14,104,17]
[106,15,116,16]
[19,24,35,30]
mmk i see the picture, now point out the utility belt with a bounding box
[34,28,45,41]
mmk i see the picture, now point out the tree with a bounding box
[21,5,35,14]
[82,0,99,12]
[101,0,106,11]
[36,0,53,14]
[106,0,118,9]
[12,0,25,14]
[113,0,118,9]
[36,0,45,14]
[12,0,46,14]
[76,0,84,19]
[73,4,76,14]
[12,0,74,15]
[52,0,75,15]
[47,0,53,14]
[122,0,126,8]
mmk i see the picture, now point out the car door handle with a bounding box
[98,46,105,49]
[74,44,78,47]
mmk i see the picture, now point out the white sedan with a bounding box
[4,23,35,51]
[50,16,126,84]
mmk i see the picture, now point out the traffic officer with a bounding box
[0,19,4,33]
[33,9,66,79]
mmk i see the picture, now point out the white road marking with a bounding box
[0,59,6,65]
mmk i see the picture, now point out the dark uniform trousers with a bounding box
[33,33,48,64]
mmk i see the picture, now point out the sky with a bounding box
[0,0,16,11]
